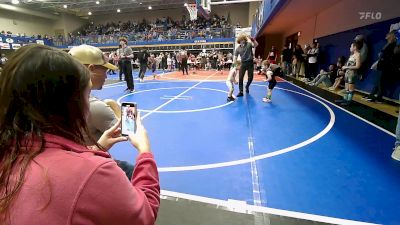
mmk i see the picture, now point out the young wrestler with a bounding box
[335,42,361,105]
[226,61,241,102]
[261,60,282,103]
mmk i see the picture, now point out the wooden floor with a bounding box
[293,74,399,117]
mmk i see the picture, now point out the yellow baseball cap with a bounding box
[69,44,118,70]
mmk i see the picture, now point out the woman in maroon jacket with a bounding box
[0,44,160,225]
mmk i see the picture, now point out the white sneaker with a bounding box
[392,146,400,161]
[262,98,272,103]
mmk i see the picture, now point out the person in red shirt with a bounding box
[0,44,160,225]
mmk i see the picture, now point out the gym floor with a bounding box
[93,69,400,225]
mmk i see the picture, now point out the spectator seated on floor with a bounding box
[307,64,337,87]
[329,56,347,91]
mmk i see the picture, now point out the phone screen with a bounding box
[121,102,137,136]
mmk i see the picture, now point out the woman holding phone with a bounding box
[0,44,160,225]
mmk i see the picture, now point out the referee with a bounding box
[233,34,258,97]
[118,38,134,92]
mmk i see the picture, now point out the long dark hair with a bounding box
[0,44,92,221]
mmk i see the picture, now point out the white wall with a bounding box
[0,9,86,37]
[0,9,55,36]
[283,0,400,47]
[92,3,250,27]
[53,13,88,36]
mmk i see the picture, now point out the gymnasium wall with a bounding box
[267,0,400,100]
[316,17,400,100]
[53,13,87,36]
[282,0,400,46]
[0,9,54,36]
[91,3,250,27]
[0,9,87,36]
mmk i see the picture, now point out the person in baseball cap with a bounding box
[69,44,117,90]
[69,44,121,142]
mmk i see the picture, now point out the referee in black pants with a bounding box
[233,34,258,97]
[119,38,134,92]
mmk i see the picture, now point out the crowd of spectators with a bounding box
[1,14,236,47]
[60,15,235,46]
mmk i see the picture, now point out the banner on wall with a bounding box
[36,40,44,45]
[5,38,14,43]
[12,44,21,49]
[257,0,265,31]
[1,43,11,49]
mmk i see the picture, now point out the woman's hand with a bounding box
[98,120,128,151]
[128,113,151,154]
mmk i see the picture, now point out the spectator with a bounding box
[267,46,278,64]
[281,45,292,75]
[307,64,337,87]
[354,34,369,80]
[255,55,262,74]
[68,44,119,142]
[292,44,305,77]
[392,95,400,161]
[0,44,160,225]
[306,42,319,80]
[0,53,7,66]
[138,49,150,82]
[329,56,347,91]
[364,30,397,103]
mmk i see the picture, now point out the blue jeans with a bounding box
[396,94,400,148]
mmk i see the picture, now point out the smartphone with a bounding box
[121,102,137,136]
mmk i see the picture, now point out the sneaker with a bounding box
[365,97,375,102]
[245,88,249,94]
[335,99,346,103]
[129,89,135,93]
[262,98,272,103]
[236,92,244,97]
[227,96,235,102]
[340,101,351,106]
[392,146,400,161]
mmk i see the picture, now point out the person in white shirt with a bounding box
[307,42,319,80]
[226,61,241,102]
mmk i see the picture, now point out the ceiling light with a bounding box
[11,0,20,4]
[96,1,99,4]
[88,11,92,15]
[63,4,67,8]
[184,3,188,7]
[117,9,121,13]
[148,6,152,9]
